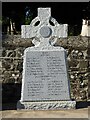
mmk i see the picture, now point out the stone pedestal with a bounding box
[17,101,76,110]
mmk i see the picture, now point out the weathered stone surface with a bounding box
[21,8,68,39]
[40,26,52,38]
[21,47,70,101]
[2,35,89,48]
[17,101,76,110]
[1,9,89,105]
[56,36,88,49]
[81,19,90,37]
[2,35,33,47]
[18,7,74,110]
[1,35,89,101]
[20,8,70,104]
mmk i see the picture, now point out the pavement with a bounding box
[0,102,89,119]
[0,108,88,119]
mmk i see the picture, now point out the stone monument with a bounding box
[81,19,90,37]
[17,8,76,110]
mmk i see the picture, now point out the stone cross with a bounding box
[21,8,68,46]
[17,8,76,110]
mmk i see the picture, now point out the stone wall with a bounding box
[1,35,89,103]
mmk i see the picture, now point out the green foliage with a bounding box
[68,25,81,36]
[25,16,32,25]
[0,18,2,25]
[24,7,33,25]
[2,16,9,25]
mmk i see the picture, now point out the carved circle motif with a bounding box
[40,26,52,38]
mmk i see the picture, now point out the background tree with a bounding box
[2,2,90,35]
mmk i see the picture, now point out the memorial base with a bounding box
[17,100,76,110]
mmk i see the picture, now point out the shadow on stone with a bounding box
[76,101,89,109]
[2,103,17,110]
[2,83,89,110]
[17,100,25,110]
[2,83,21,110]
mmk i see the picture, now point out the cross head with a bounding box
[21,8,68,46]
